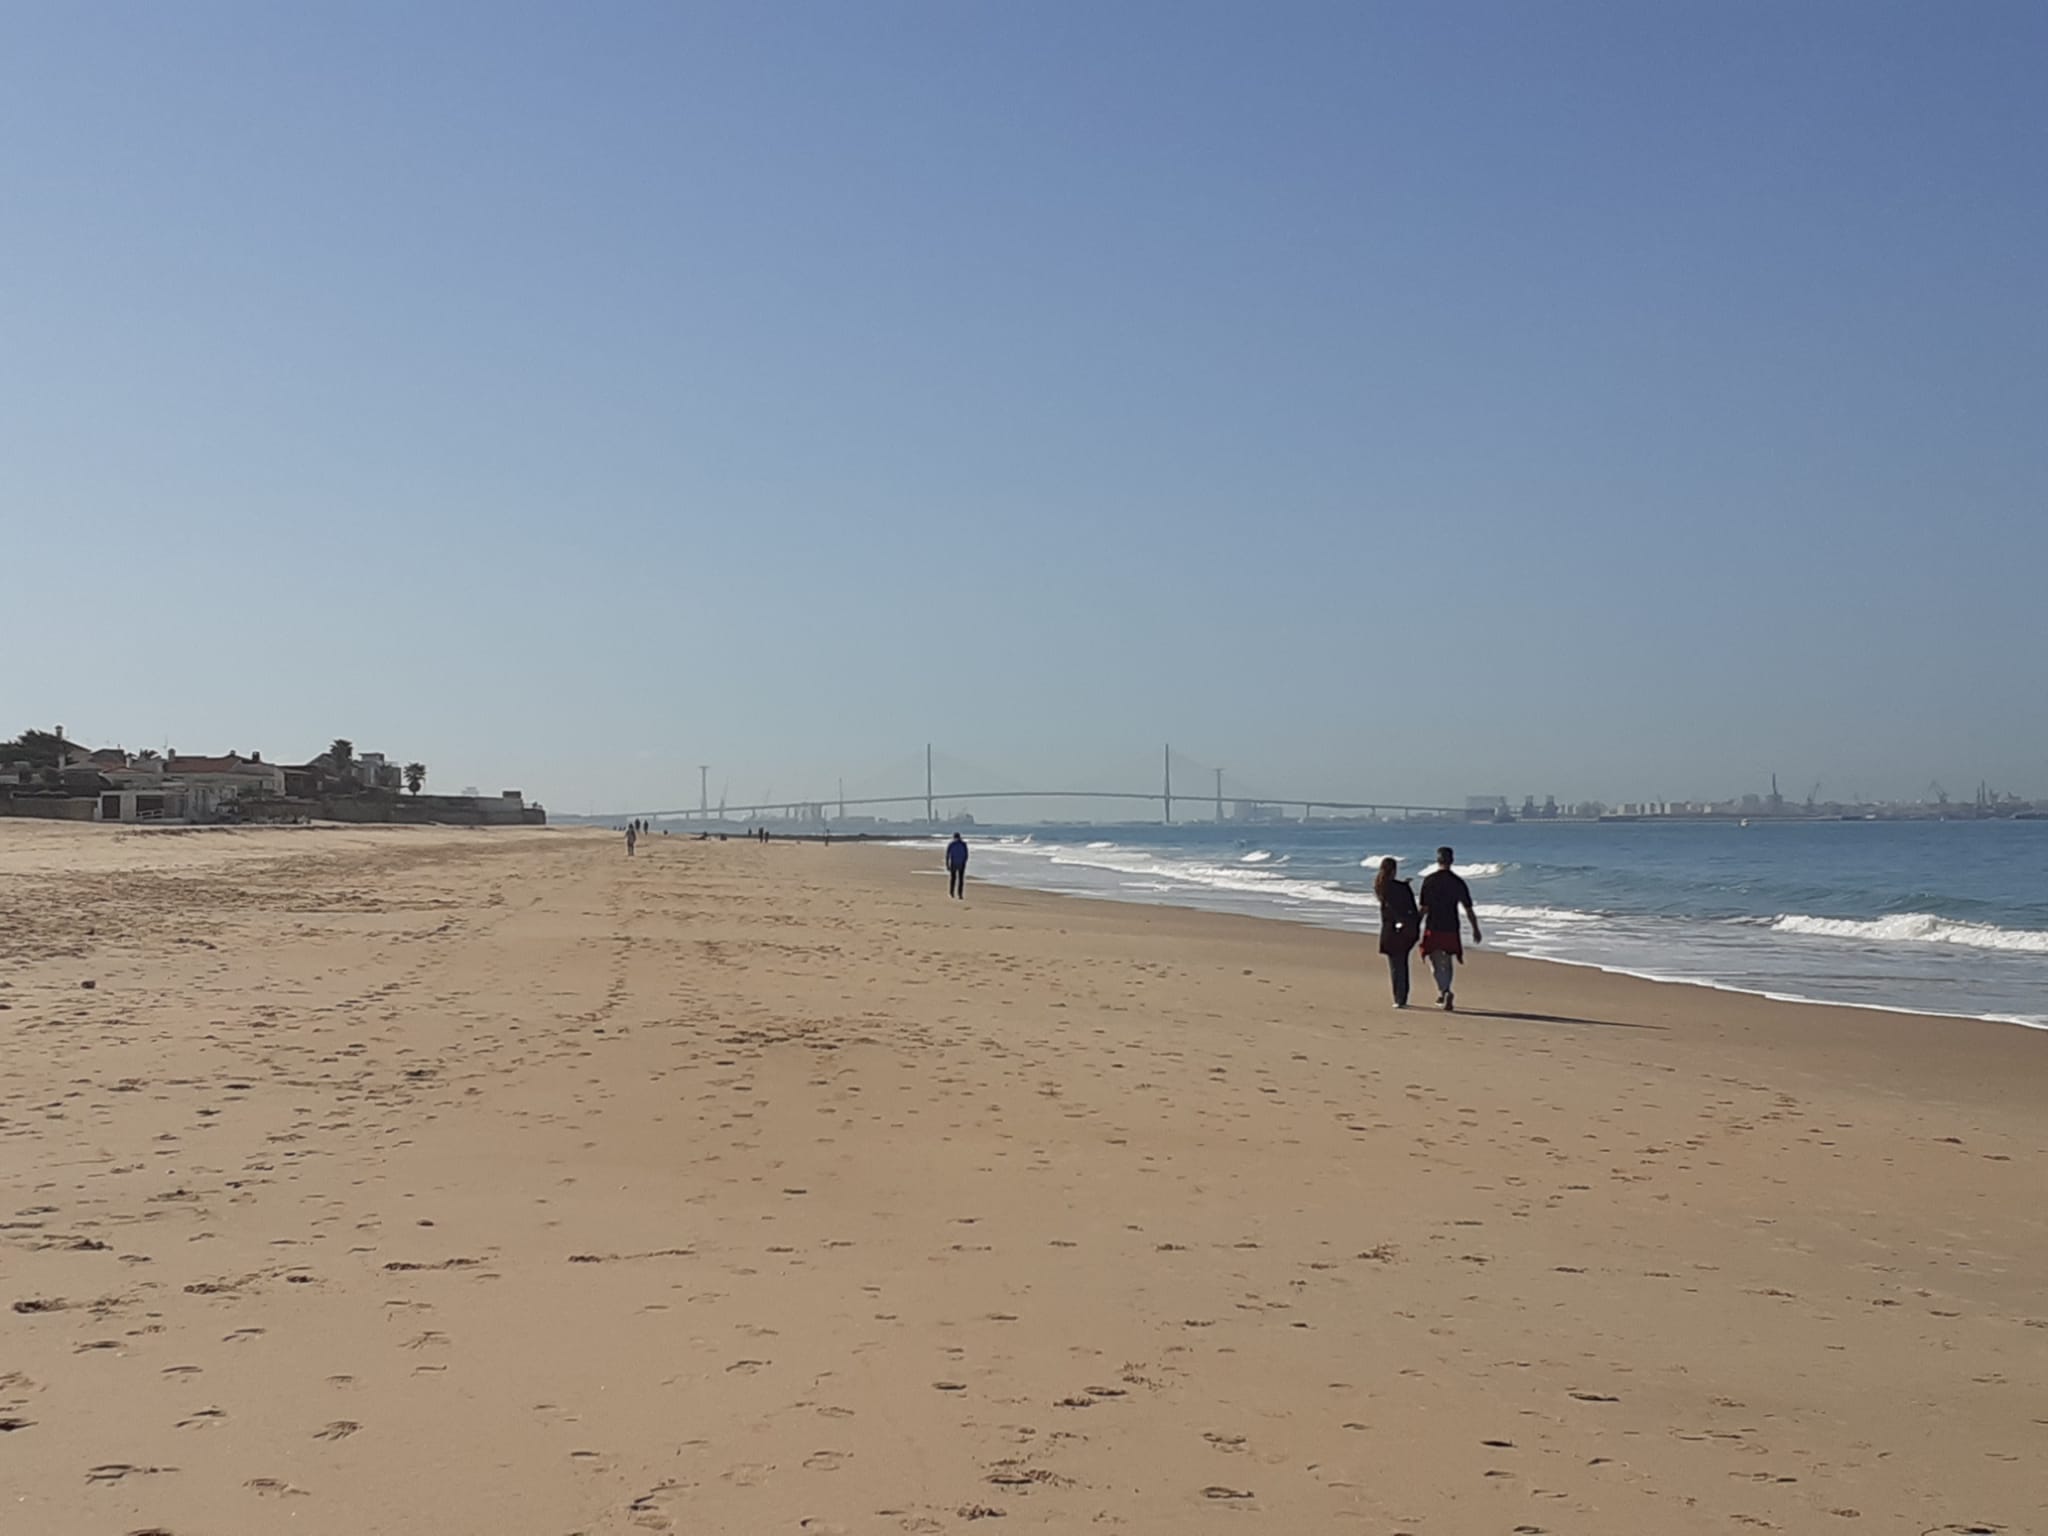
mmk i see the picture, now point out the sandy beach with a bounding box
[1,821,2042,1536]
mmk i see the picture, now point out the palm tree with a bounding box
[404,762,426,797]
[0,729,66,770]
[328,739,355,782]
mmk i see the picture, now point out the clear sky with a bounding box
[6,2,2044,813]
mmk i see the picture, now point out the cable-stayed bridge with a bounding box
[624,745,1469,826]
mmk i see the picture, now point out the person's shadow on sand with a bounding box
[1459,1008,1664,1030]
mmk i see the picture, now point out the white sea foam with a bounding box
[1480,949,2048,1032]
[1772,912,2048,954]
[1004,840,1554,920]
[1354,855,1504,877]
[1485,902,1600,925]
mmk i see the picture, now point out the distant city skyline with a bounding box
[554,745,2046,826]
[7,4,2044,810]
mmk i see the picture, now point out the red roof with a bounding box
[167,754,266,775]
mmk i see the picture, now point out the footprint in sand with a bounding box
[313,1420,360,1440]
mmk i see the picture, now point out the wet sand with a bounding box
[1,821,2042,1535]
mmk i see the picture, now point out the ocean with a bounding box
[949,819,2048,1030]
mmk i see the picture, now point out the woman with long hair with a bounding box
[1374,856,1421,1008]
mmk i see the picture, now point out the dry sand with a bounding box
[1,821,2042,1536]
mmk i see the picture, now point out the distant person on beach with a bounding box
[945,833,969,899]
[1373,857,1420,1007]
[625,824,637,858]
[1419,846,1482,1010]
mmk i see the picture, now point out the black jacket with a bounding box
[1377,879,1420,954]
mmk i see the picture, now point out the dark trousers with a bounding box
[1385,949,1410,1006]
[948,867,965,898]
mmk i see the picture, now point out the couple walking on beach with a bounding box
[1375,847,1482,1010]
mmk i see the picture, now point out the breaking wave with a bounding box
[1771,912,2048,954]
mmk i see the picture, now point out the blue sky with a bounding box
[6,2,2044,813]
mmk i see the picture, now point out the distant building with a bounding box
[166,752,286,794]
[27,745,286,823]
[291,748,401,794]
[8,737,538,826]
[354,752,402,792]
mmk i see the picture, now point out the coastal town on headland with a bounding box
[0,726,543,827]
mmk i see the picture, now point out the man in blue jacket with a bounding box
[945,833,969,899]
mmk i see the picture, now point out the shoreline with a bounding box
[1006,866,2048,1033]
[862,844,2048,1099]
[933,835,2048,1034]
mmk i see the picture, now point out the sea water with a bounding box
[949,819,2048,1029]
